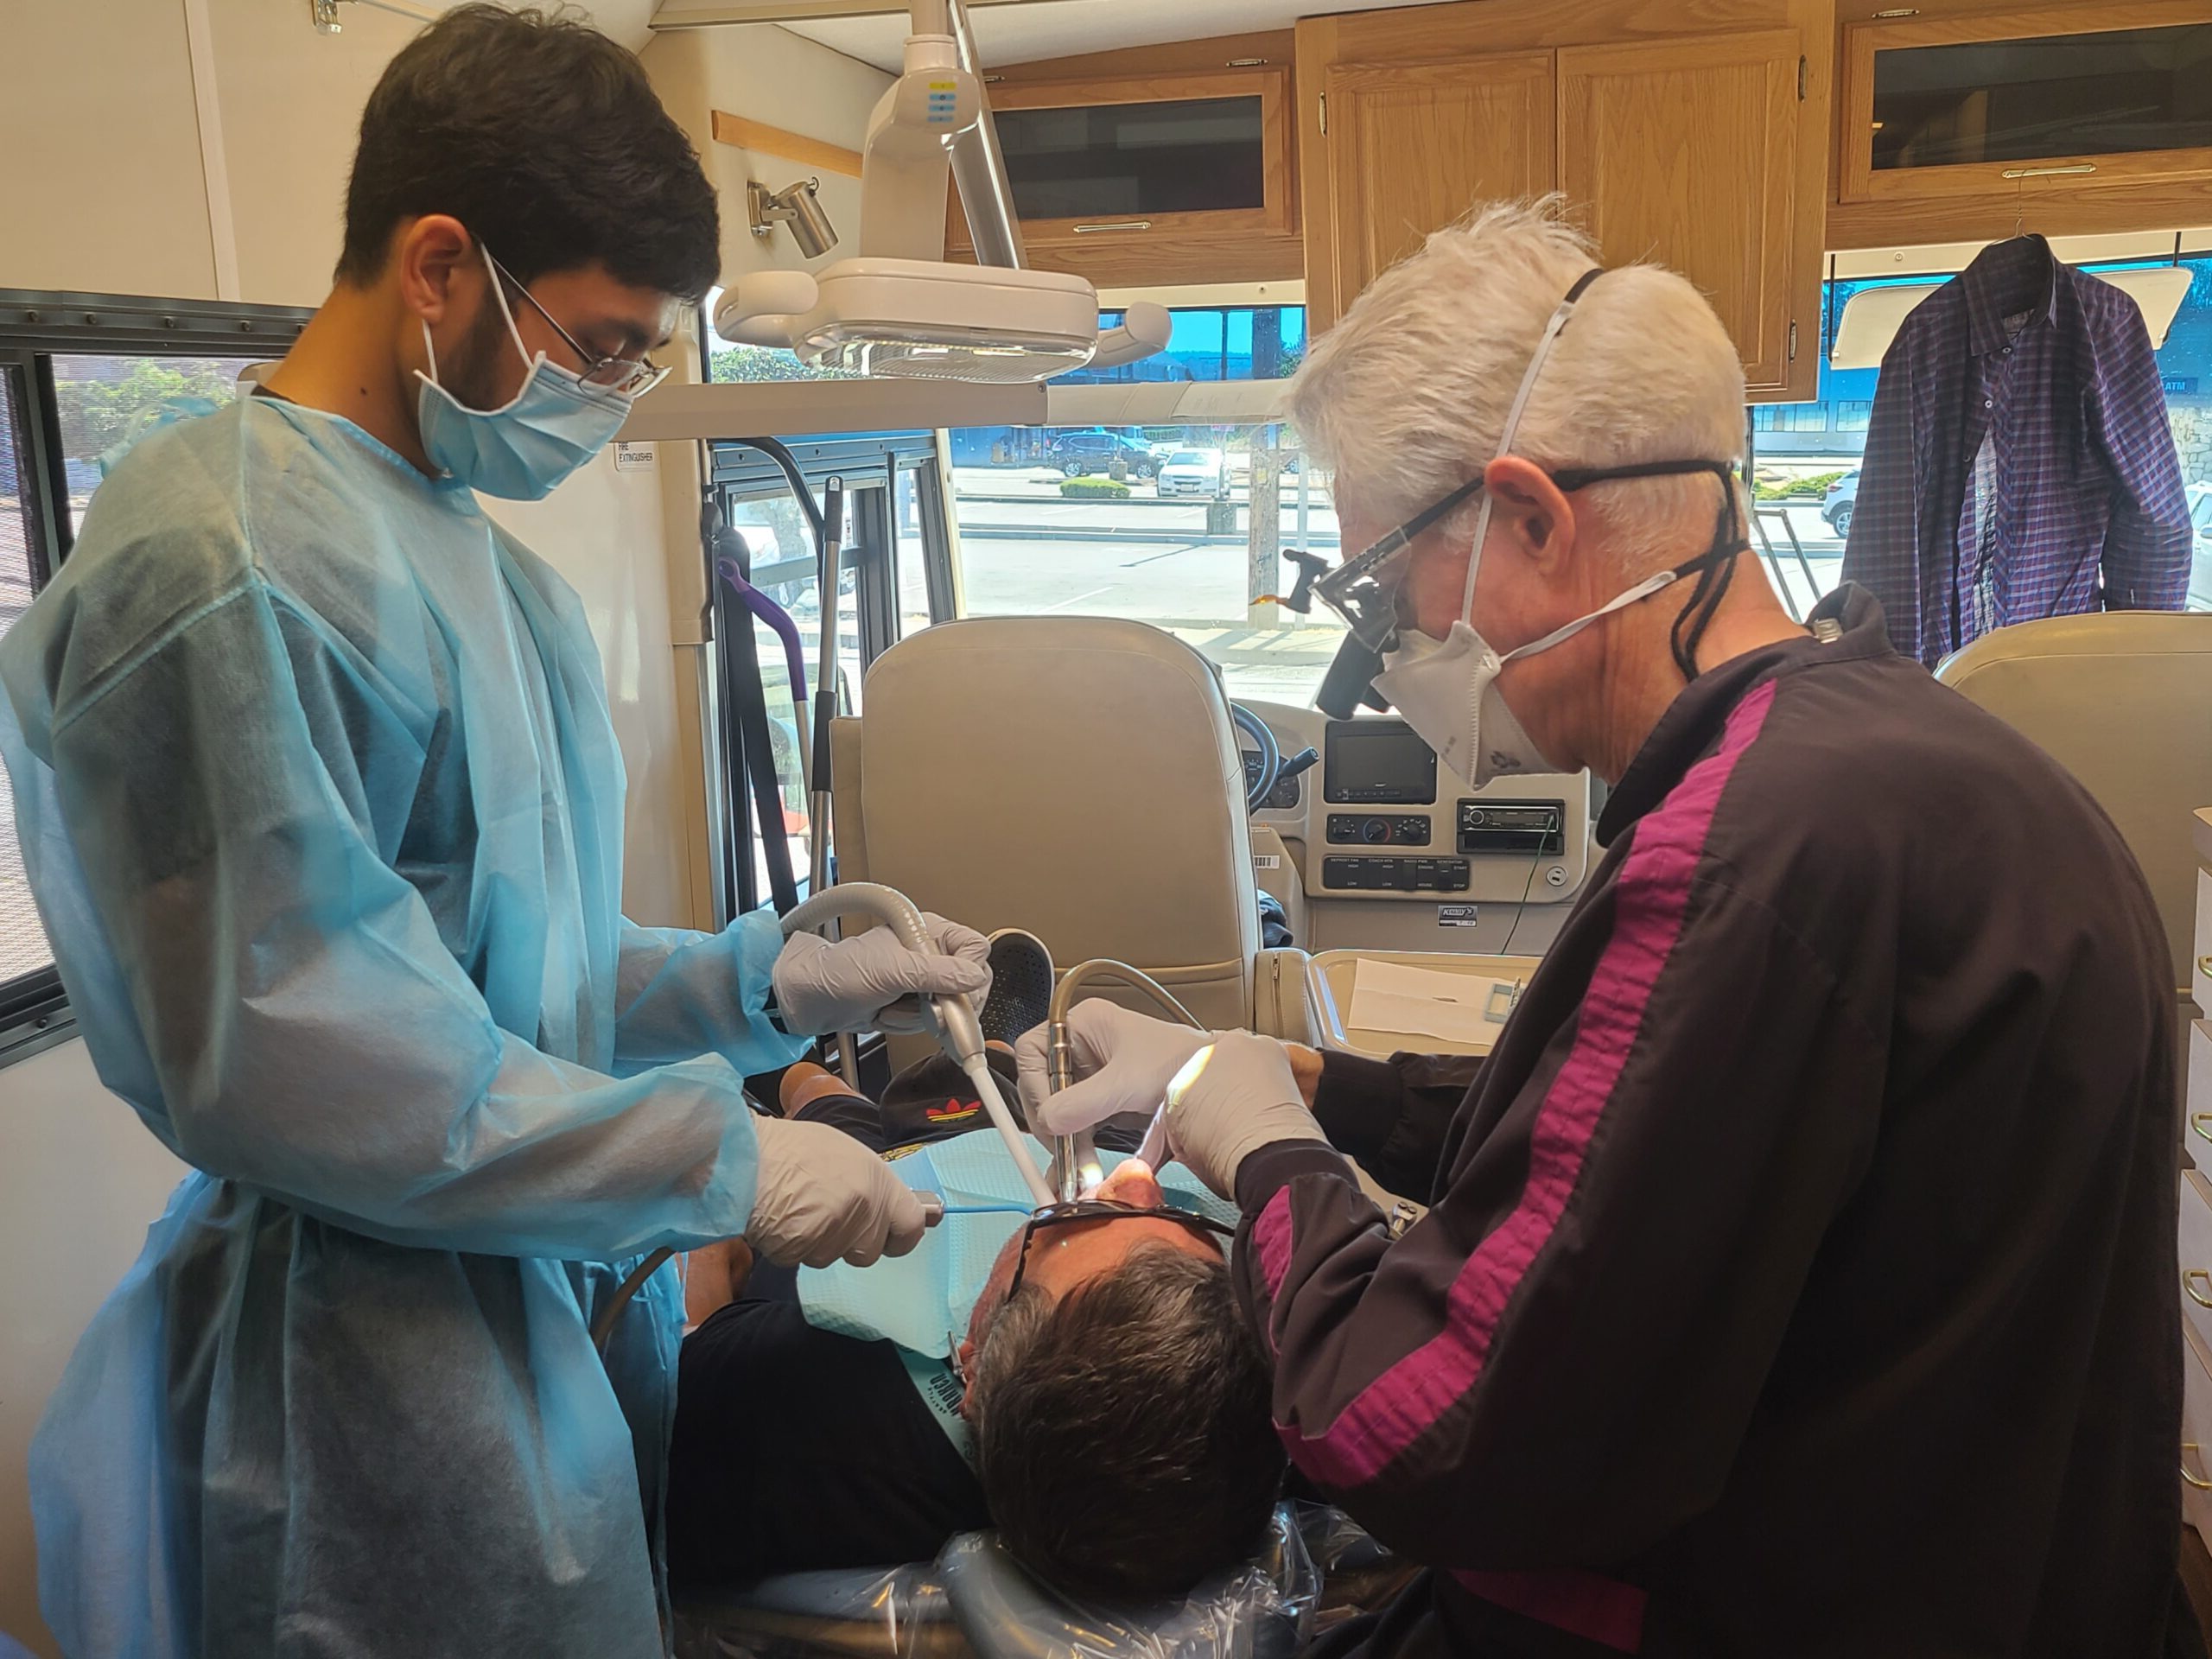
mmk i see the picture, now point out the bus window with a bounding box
[943,421,1344,704]
[1756,248,2212,616]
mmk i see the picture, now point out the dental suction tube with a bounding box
[1044,960,1205,1202]
[783,883,1053,1207]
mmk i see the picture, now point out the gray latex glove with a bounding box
[1161,1031,1328,1200]
[772,913,990,1036]
[1015,1001,1241,1137]
[747,1116,929,1268]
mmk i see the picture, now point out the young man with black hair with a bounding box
[668,1056,1287,1605]
[0,10,986,1656]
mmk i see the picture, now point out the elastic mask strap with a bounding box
[479,240,538,374]
[418,243,537,393]
[1534,454,1748,682]
[1497,465,1746,670]
[1458,267,1607,621]
[1669,474,1751,681]
[416,243,539,402]
[1498,566,1683,664]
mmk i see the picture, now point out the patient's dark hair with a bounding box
[338,4,720,298]
[966,1245,1285,1602]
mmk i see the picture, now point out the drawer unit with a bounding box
[2190,1021,2212,1170]
[2197,864,2212,1016]
[2183,1170,2212,1357]
[2194,809,2212,1013]
[2185,1318,2212,1541]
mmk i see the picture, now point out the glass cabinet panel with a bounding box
[1872,22,2212,171]
[993,96,1268,219]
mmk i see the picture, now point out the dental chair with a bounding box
[828,617,1308,1046]
[672,1502,1414,1659]
[1936,611,2212,1003]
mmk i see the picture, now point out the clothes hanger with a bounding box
[1999,163,2096,246]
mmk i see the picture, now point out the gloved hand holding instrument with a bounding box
[773,912,992,1036]
[1159,1032,1328,1200]
[1014,1002,1325,1199]
[593,885,1025,1346]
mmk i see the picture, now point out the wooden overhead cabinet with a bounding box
[1558,31,1808,395]
[1298,0,1832,400]
[945,64,1300,287]
[1319,53,1555,309]
[1830,2,2212,247]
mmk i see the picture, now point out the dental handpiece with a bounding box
[780,883,1054,1208]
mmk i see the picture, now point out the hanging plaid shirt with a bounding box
[1838,235,2190,667]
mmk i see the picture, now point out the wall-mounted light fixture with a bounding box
[308,0,440,35]
[749,179,840,260]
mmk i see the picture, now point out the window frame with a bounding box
[0,289,311,1068]
[702,432,949,930]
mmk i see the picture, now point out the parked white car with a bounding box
[1157,448,1225,498]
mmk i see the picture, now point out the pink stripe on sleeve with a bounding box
[1281,680,1779,1491]
[1251,1185,1296,1299]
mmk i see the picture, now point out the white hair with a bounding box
[1288,199,1748,572]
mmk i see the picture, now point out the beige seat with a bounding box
[1937,611,2212,995]
[830,616,1265,1033]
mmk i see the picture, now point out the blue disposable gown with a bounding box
[0,397,810,1658]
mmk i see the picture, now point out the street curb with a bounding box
[959,526,1343,548]
[957,492,1328,509]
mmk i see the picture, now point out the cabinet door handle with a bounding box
[1072,220,1154,234]
[2189,1270,2212,1308]
[2185,1443,2212,1491]
[2196,955,2212,978]
[2193,1113,2212,1144]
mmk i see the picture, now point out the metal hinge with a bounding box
[1798,56,1808,100]
[1789,320,1799,361]
[1319,92,1328,136]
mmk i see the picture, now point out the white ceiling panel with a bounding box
[392,0,661,50]
[658,0,1465,71]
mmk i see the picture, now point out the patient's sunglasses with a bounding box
[1005,1198,1236,1300]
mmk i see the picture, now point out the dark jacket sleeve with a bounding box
[1309,1049,1480,1202]
[1231,873,1885,1568]
[1839,327,1926,660]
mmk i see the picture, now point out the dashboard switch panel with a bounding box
[1322,856,1471,893]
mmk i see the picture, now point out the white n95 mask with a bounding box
[1373,622,1547,787]
[1373,571,1681,787]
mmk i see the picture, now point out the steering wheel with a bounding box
[1231,702,1281,814]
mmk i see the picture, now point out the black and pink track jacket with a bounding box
[1238,585,2190,1657]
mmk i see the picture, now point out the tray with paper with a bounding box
[1306,950,1546,1060]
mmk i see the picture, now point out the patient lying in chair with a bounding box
[666,1050,1287,1605]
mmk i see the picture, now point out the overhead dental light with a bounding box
[711,0,1168,384]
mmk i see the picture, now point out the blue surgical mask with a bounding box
[415,245,632,500]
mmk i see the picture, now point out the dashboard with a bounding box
[1238,702,1594,955]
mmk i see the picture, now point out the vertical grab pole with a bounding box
[810,479,861,1085]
